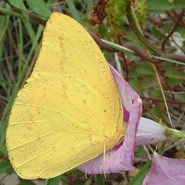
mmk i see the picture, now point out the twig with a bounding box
[161,10,185,52]
[2,2,46,26]
[29,12,46,26]
[168,10,185,28]
[171,36,185,54]
[11,7,46,26]
[162,54,185,63]
[127,45,160,64]
[142,96,185,105]
[89,32,116,52]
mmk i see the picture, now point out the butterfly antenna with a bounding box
[103,142,107,178]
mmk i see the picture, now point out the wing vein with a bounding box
[9,132,54,150]
[16,137,89,169]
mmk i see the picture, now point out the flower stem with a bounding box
[165,128,185,142]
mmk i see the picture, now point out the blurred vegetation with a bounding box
[0,0,185,184]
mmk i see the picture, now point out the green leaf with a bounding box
[128,161,151,185]
[8,0,27,11]
[148,0,185,12]
[177,92,185,102]
[126,32,148,50]
[84,179,92,185]
[0,14,9,44]
[150,105,166,123]
[66,0,81,23]
[129,79,143,94]
[19,179,35,185]
[23,21,36,46]
[96,175,104,185]
[165,69,184,80]
[148,0,174,12]
[173,0,185,9]
[177,27,185,38]
[86,0,93,14]
[150,88,162,99]
[135,146,144,157]
[135,62,154,75]
[26,0,51,19]
[0,121,8,155]
[139,76,157,90]
[151,27,165,41]
[167,78,182,87]
[47,176,61,185]
[0,161,12,174]
[128,68,140,78]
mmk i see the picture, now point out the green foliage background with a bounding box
[0,0,185,184]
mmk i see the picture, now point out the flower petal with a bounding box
[137,117,167,145]
[78,65,142,174]
[143,153,185,185]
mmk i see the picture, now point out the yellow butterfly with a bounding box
[6,13,125,179]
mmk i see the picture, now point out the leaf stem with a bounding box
[101,39,185,66]
[0,7,25,19]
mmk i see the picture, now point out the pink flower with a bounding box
[143,153,185,185]
[137,117,167,145]
[137,118,185,145]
